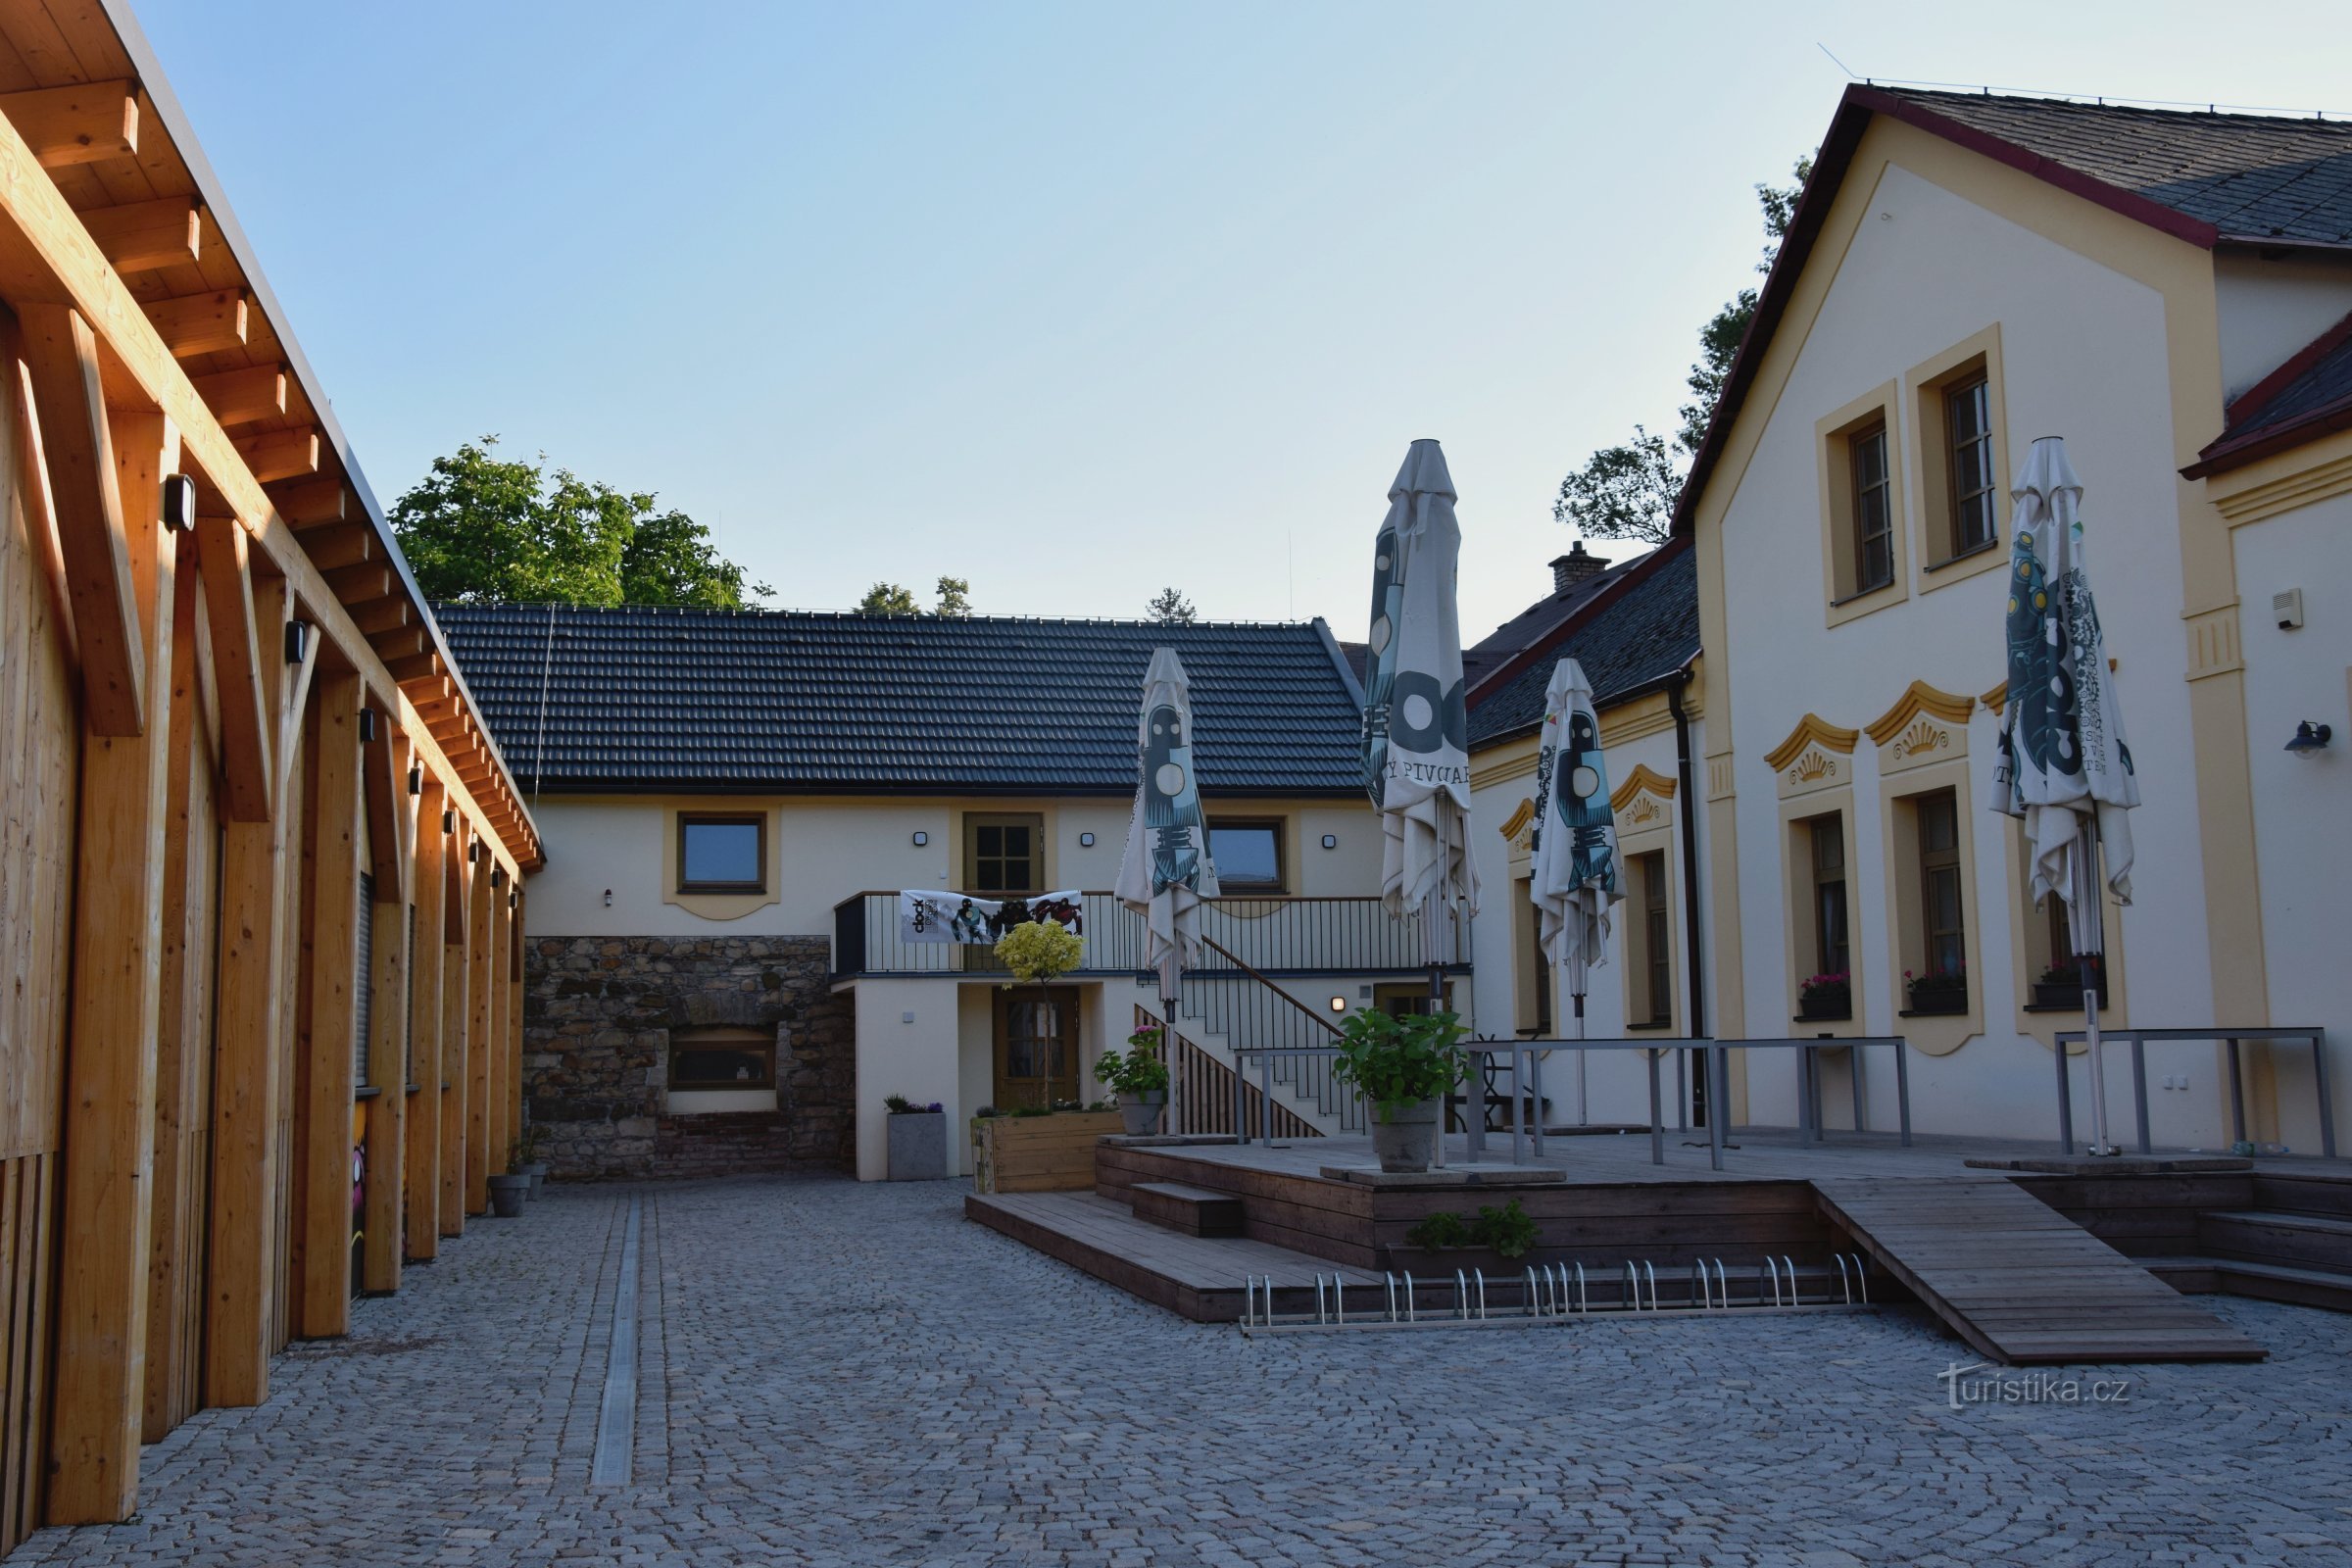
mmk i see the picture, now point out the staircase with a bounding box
[1133,990,1342,1139]
[2145,1171,2352,1313]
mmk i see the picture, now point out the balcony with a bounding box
[829,891,1464,980]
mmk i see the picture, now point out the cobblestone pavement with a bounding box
[15,1175,2352,1567]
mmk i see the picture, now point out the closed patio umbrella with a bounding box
[1993,435,2138,1155]
[1114,648,1218,1134]
[1530,657,1622,1125]
[1363,438,1480,1154]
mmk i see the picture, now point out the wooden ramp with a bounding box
[1812,1177,2266,1365]
[967,1191,1382,1322]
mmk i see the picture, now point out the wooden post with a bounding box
[465,848,494,1212]
[438,834,468,1237]
[204,575,295,1406]
[45,411,178,1525]
[359,820,407,1296]
[403,779,447,1261]
[508,892,526,1158]
[293,671,363,1339]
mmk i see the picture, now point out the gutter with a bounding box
[1666,666,1707,1047]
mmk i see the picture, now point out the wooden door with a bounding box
[993,989,1079,1111]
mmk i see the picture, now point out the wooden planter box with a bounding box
[970,1111,1124,1195]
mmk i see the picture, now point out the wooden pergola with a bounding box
[0,0,543,1545]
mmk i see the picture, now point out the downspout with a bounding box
[1667,666,1706,1043]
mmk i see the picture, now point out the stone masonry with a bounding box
[523,935,854,1179]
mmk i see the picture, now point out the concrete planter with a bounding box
[886,1110,949,1181]
[971,1111,1125,1194]
[1369,1097,1443,1173]
[518,1162,550,1199]
[486,1174,529,1218]
[1118,1091,1167,1137]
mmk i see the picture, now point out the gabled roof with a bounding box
[1674,85,2352,537]
[1461,549,1648,689]
[1466,544,1698,748]
[436,605,1368,797]
[2186,308,2352,475]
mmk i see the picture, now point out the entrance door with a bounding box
[993,989,1079,1111]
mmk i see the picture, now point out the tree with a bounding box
[858,582,918,615]
[934,576,972,617]
[1555,156,1814,545]
[1147,586,1196,625]
[392,435,766,608]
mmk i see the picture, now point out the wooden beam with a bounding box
[367,623,428,662]
[302,522,375,573]
[0,80,136,169]
[10,323,79,672]
[359,819,407,1297]
[506,895,524,1157]
[203,577,295,1407]
[362,708,410,903]
[269,476,346,527]
[192,515,271,821]
[231,427,317,485]
[404,778,448,1261]
[189,366,283,427]
[347,598,407,636]
[439,838,469,1238]
[384,651,439,683]
[46,412,179,1525]
[145,290,246,360]
[293,673,363,1340]
[465,849,494,1214]
[19,304,141,734]
[323,564,389,602]
[80,198,199,275]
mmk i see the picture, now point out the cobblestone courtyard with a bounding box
[15,1175,2352,1567]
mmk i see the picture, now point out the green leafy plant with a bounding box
[1470,1200,1539,1260]
[1329,1008,1467,1121]
[1009,1104,1055,1118]
[995,919,1083,987]
[1405,1211,1470,1250]
[884,1094,914,1114]
[1094,1026,1171,1099]
[973,1105,1001,1119]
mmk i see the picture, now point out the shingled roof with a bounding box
[435,605,1367,796]
[1467,544,1698,748]
[2188,308,2352,474]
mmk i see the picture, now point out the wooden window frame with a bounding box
[1910,326,2010,594]
[1848,419,1895,596]
[666,1025,776,1093]
[1939,375,1997,560]
[964,812,1046,897]
[1208,816,1288,894]
[676,812,767,895]
[1816,381,1909,625]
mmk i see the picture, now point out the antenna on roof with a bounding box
[1817,42,1858,79]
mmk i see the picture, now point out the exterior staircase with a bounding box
[1132,981,1351,1138]
[2145,1172,2352,1313]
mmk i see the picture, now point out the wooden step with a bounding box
[1812,1176,2265,1365]
[1129,1180,1245,1238]
[2252,1173,2352,1220]
[2197,1209,2352,1271]
[2145,1254,2352,1314]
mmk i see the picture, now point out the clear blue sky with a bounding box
[139,0,2349,638]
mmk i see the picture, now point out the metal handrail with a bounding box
[1198,935,1347,1039]
[2049,1024,2335,1159]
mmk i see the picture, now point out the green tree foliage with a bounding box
[858,582,919,615]
[1147,586,1197,624]
[934,576,972,617]
[392,436,766,609]
[1555,157,1814,546]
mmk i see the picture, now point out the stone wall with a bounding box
[523,934,855,1180]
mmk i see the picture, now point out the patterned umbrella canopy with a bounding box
[1530,658,1622,1004]
[1114,647,1219,1004]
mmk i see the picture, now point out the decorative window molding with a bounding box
[1865,681,1976,776]
[1979,679,2009,716]
[1766,713,1861,800]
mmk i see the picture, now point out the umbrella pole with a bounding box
[1424,890,1447,1169]
[2083,959,2110,1156]
[1574,988,1589,1127]
[1160,994,1180,1139]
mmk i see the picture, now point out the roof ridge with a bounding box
[431,600,1326,630]
[1872,83,2352,127]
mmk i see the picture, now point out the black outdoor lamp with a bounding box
[2286,720,2333,758]
[359,707,378,744]
[466,841,480,863]
[162,475,197,532]
[284,619,312,665]
[442,808,457,835]
[408,763,423,796]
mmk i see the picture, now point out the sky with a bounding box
[137,0,2352,642]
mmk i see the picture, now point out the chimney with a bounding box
[1549,541,1609,594]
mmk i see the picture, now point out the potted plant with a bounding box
[1904,963,1966,1016]
[969,1102,1125,1194]
[1330,1008,1466,1173]
[487,1161,530,1218]
[1797,971,1851,1021]
[514,1124,551,1197]
[884,1094,949,1181]
[1094,1026,1171,1136]
[2034,961,2085,1010]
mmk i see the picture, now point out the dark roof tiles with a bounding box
[1466,546,1698,747]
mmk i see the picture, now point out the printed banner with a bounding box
[898,890,1086,946]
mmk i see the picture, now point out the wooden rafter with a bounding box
[268,475,346,527]
[189,365,283,426]
[230,427,316,484]
[300,520,374,571]
[0,80,137,169]
[18,303,143,734]
[362,707,413,903]
[80,197,199,274]
[146,289,246,359]
[192,514,272,820]
[9,326,78,671]
[322,563,389,601]
[346,596,407,635]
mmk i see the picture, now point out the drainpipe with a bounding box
[1667,665,1707,1050]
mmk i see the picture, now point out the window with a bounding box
[1943,377,1996,557]
[1810,815,1849,978]
[668,1026,775,1092]
[1850,422,1893,594]
[1210,818,1284,892]
[1517,875,1552,1036]
[678,814,764,893]
[965,813,1044,895]
[1642,853,1672,1026]
[1916,791,1964,979]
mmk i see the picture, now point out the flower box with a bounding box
[1796,973,1850,1023]
[969,1110,1124,1195]
[2032,982,2085,1011]
[1904,974,1967,1016]
[886,1109,948,1181]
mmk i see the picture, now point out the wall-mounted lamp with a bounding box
[491,866,505,887]
[1321,834,1338,851]
[1328,996,1348,1012]
[911,831,929,848]
[1079,832,1096,848]
[359,707,378,744]
[509,891,518,909]
[602,888,613,907]
[408,764,423,796]
[283,620,311,665]
[466,841,480,863]
[2286,720,2333,759]
[161,475,197,532]
[442,808,457,835]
